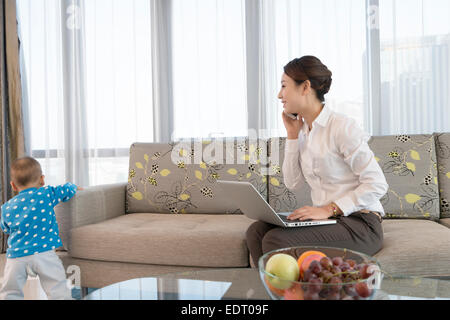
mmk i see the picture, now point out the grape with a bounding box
[303,269,313,282]
[301,255,377,300]
[320,257,333,270]
[355,282,372,298]
[327,292,341,300]
[345,259,356,268]
[309,260,320,269]
[340,262,351,272]
[319,270,333,283]
[332,256,343,266]
[360,264,373,279]
[343,284,357,297]
[319,288,330,299]
[304,270,318,282]
[330,266,342,276]
[307,278,323,294]
[309,261,322,275]
[329,277,342,292]
[304,290,320,300]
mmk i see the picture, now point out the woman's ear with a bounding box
[302,80,311,95]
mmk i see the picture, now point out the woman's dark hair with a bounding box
[283,56,332,102]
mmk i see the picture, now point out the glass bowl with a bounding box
[258,246,382,300]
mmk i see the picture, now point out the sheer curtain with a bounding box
[171,0,248,140]
[378,0,450,135]
[17,0,154,186]
[257,0,368,137]
[16,0,450,188]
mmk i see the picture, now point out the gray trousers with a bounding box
[0,250,71,300]
[246,211,384,267]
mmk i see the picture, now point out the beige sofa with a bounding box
[56,134,450,290]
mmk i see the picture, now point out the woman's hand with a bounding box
[288,205,333,221]
[282,111,304,139]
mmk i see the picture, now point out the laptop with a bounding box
[216,180,337,228]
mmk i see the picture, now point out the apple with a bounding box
[265,253,299,290]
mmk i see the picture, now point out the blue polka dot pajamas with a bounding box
[0,183,77,300]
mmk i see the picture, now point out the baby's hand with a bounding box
[77,187,84,191]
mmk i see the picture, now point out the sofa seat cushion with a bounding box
[375,219,450,277]
[69,213,255,268]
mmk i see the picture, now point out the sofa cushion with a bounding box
[374,219,450,277]
[267,137,312,213]
[435,133,450,218]
[440,218,450,229]
[368,135,440,221]
[127,138,268,214]
[69,213,255,267]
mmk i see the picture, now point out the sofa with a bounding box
[55,133,450,290]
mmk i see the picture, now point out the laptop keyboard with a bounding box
[278,213,314,223]
[278,214,291,222]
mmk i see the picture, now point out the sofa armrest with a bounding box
[55,182,127,250]
[440,218,450,229]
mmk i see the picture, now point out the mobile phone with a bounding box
[284,111,298,120]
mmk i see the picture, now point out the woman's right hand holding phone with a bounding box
[282,111,304,139]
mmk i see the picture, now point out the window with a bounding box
[171,0,248,139]
[379,0,450,134]
[260,0,368,136]
[17,0,154,186]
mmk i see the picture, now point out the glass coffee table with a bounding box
[83,268,450,300]
[84,269,270,300]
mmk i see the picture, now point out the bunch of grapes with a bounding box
[301,257,377,300]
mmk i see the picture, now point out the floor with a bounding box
[0,253,85,300]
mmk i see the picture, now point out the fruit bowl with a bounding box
[258,246,382,300]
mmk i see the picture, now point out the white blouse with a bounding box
[282,104,388,216]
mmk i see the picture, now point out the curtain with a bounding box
[254,0,368,137]
[378,0,450,135]
[171,0,248,140]
[16,0,154,187]
[15,0,450,193]
[0,0,26,253]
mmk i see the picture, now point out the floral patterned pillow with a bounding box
[435,133,450,218]
[126,138,268,214]
[369,134,440,220]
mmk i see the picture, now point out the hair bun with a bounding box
[318,77,332,94]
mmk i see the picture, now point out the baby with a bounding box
[0,156,81,300]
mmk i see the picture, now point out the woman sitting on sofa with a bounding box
[246,55,389,267]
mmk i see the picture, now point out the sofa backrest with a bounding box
[267,134,440,221]
[126,133,449,221]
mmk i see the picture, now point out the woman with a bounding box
[246,56,388,267]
